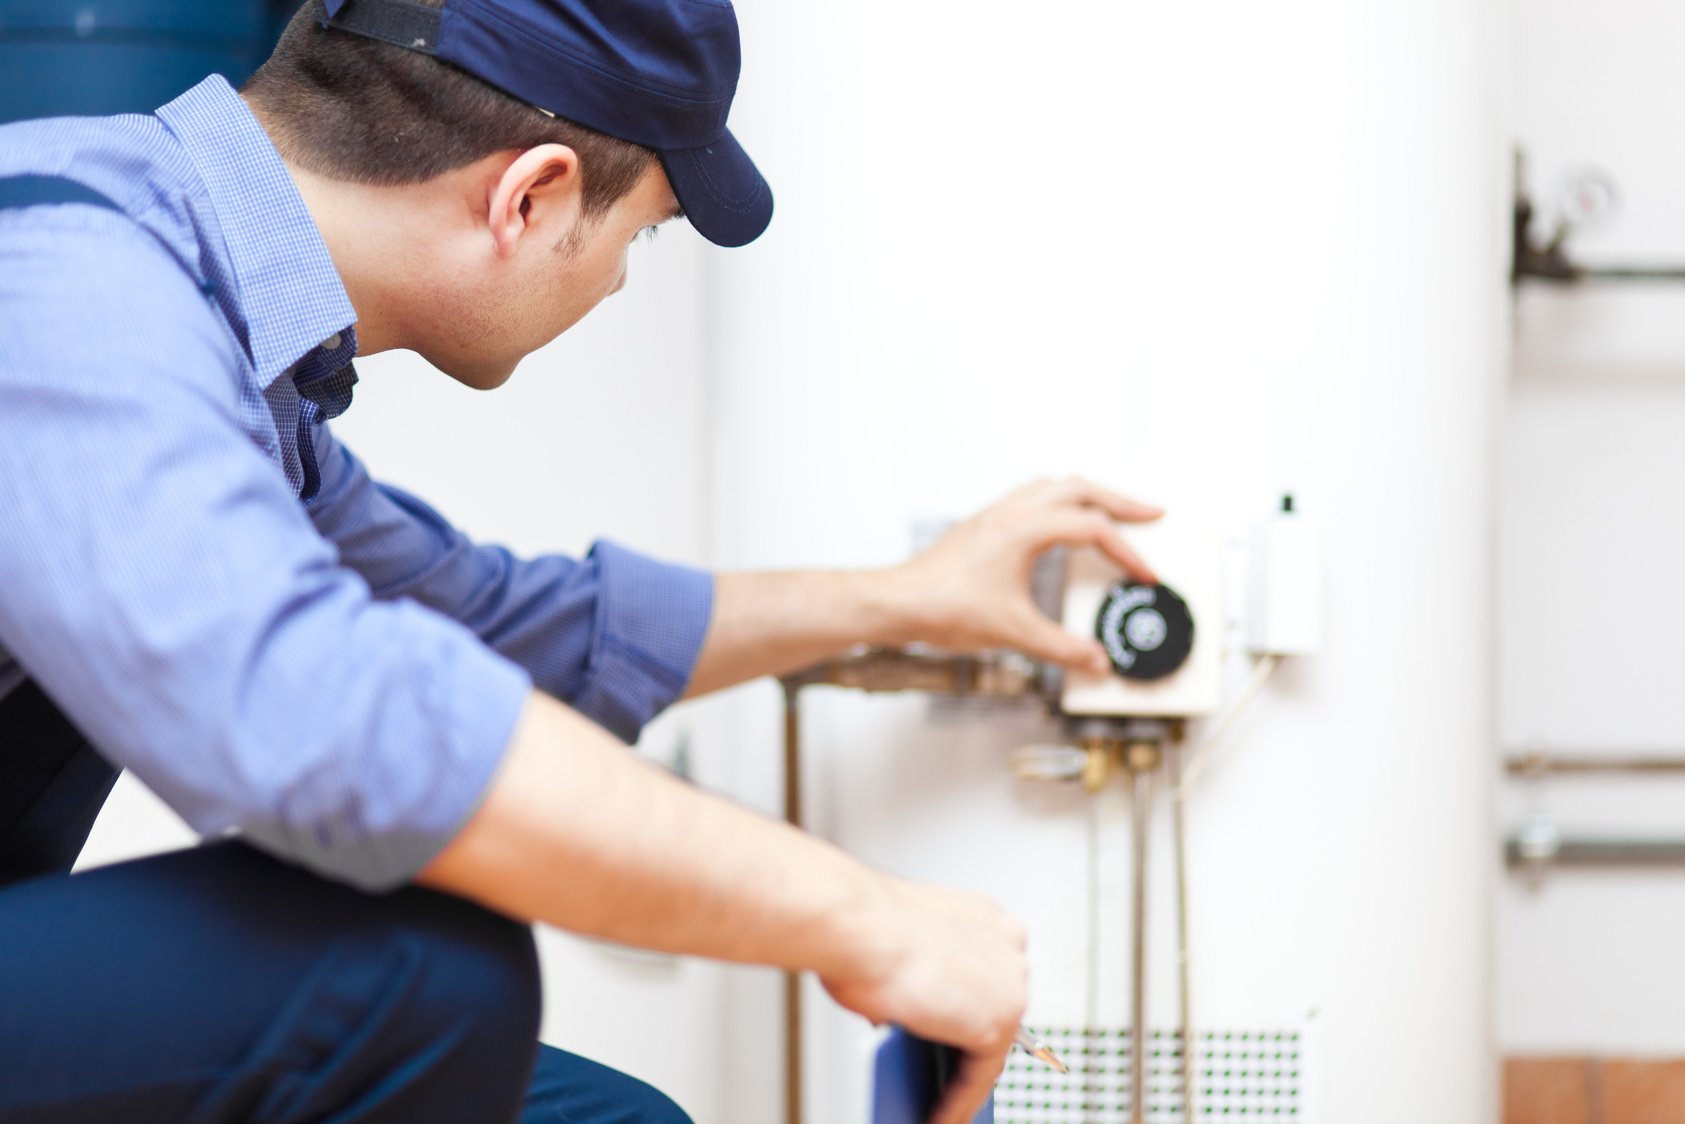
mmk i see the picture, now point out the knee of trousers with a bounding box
[529,1043,697,1123]
[616,1080,695,1124]
[336,897,543,1104]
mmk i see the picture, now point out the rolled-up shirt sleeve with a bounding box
[0,211,530,891]
[305,423,714,744]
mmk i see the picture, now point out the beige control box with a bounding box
[1059,520,1224,718]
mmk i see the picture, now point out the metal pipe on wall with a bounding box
[1123,740,1163,1124]
[1169,742,1197,1124]
[1505,754,1685,776]
[1128,766,1151,1124]
[1504,756,1685,879]
[777,648,1053,1124]
[1505,838,1685,868]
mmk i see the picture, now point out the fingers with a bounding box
[1093,527,1156,584]
[1034,509,1158,584]
[1023,476,1164,524]
[929,1046,1011,1124]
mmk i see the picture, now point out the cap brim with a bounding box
[659,129,773,249]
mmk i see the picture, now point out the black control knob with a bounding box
[1094,582,1195,681]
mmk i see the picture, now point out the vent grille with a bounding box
[997,1026,1307,1123]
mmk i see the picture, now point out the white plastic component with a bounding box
[1245,499,1325,656]
[1060,520,1223,718]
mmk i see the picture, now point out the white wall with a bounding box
[76,224,728,1119]
[1499,0,1685,1055]
[709,1,1509,1122]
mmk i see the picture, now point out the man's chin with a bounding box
[433,354,520,391]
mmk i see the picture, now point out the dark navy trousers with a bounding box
[0,680,692,1123]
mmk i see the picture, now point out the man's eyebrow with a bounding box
[667,202,685,222]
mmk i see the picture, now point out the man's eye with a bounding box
[638,226,660,243]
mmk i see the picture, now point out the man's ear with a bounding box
[487,143,583,256]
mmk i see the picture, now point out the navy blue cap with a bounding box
[320,0,772,247]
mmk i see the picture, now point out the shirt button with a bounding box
[321,333,342,351]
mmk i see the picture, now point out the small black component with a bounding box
[1094,582,1195,681]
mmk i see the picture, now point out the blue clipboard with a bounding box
[872,1028,995,1124]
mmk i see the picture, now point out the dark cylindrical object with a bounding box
[1096,583,1196,681]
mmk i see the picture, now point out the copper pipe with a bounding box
[782,684,803,1124]
[1505,754,1685,777]
[783,646,1050,700]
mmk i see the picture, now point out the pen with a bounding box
[1014,1026,1069,1074]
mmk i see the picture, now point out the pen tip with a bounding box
[1034,1047,1070,1075]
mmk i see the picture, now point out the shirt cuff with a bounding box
[570,540,714,743]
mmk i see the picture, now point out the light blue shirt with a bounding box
[0,76,713,890]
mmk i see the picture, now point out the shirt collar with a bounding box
[155,76,358,390]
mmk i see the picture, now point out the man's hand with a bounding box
[822,880,1029,1124]
[684,476,1162,695]
[887,477,1163,674]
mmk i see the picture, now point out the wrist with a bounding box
[813,863,910,985]
[857,564,936,648]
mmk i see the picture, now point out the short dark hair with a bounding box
[243,0,656,219]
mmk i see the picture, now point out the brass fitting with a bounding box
[1123,738,1163,775]
[1078,735,1123,793]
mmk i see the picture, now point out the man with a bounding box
[0,1,1159,1120]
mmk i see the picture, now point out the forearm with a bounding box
[684,569,920,697]
[683,481,1164,698]
[417,689,891,976]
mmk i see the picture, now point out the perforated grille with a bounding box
[996,1026,1307,1123]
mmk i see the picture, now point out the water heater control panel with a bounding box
[1060,521,1223,718]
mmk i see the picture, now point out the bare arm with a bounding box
[681,568,909,696]
[685,477,1165,697]
[418,689,1028,1122]
[420,688,882,966]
